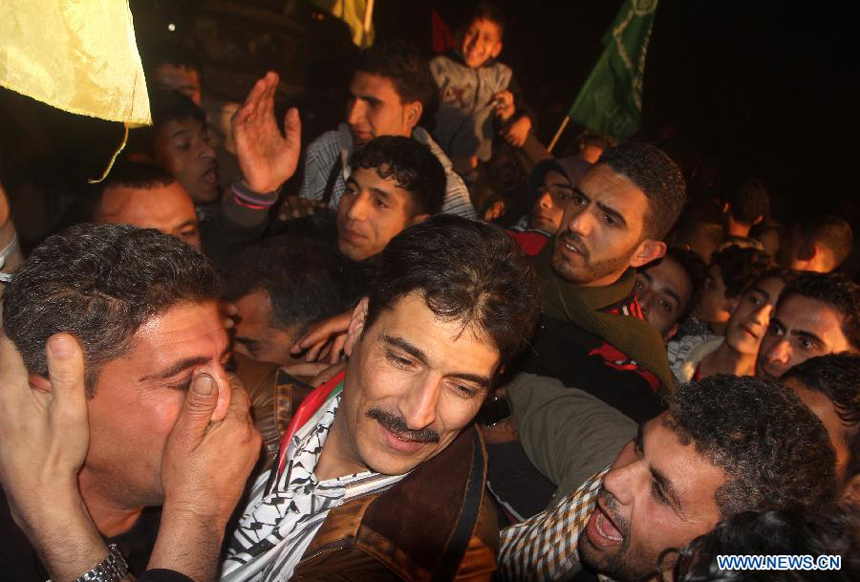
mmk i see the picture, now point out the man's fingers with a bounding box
[0,333,29,390]
[283,107,301,146]
[330,334,347,364]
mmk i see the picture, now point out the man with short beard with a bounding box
[498,374,837,582]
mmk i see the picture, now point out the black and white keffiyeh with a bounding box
[220,393,404,582]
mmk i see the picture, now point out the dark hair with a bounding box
[710,246,775,299]
[782,353,860,481]
[126,89,206,158]
[795,214,854,269]
[666,506,860,582]
[726,177,770,226]
[575,129,616,153]
[466,2,506,37]
[776,272,860,352]
[223,235,348,337]
[350,136,445,216]
[2,224,220,395]
[667,375,837,518]
[364,215,541,364]
[353,40,437,110]
[597,143,686,240]
[142,42,202,76]
[656,247,708,323]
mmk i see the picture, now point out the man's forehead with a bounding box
[350,72,401,101]
[777,294,845,333]
[352,167,412,205]
[579,165,648,217]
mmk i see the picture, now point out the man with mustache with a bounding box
[498,374,837,582]
[755,271,860,382]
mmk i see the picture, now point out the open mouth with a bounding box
[586,497,624,547]
[379,424,427,454]
[201,167,219,186]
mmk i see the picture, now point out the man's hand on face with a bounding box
[289,308,353,364]
[233,71,302,194]
[152,371,261,582]
[0,333,114,582]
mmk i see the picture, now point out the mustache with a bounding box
[366,408,440,443]
[559,232,589,260]
[598,486,630,539]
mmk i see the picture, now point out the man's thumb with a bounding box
[180,373,219,428]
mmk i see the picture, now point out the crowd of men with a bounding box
[0,3,858,582]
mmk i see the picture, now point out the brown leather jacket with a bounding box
[247,366,499,582]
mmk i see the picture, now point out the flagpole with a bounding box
[362,0,375,46]
[547,115,570,153]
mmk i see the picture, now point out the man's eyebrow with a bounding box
[139,346,231,382]
[370,187,392,201]
[381,335,491,388]
[639,271,654,283]
[650,466,683,509]
[634,423,645,454]
[169,128,192,139]
[595,201,628,228]
[661,287,682,306]
[546,180,573,190]
[573,186,591,203]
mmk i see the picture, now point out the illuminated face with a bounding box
[579,415,725,581]
[95,182,201,249]
[724,277,785,355]
[82,301,231,508]
[232,289,303,365]
[346,73,418,147]
[151,64,202,106]
[336,166,425,261]
[528,169,572,234]
[635,257,693,341]
[154,118,219,205]
[755,294,854,381]
[460,18,503,68]
[325,293,500,477]
[551,165,651,287]
[695,264,733,324]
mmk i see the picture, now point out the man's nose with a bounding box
[398,376,440,430]
[347,99,366,127]
[764,338,792,371]
[537,190,554,210]
[567,207,593,238]
[638,291,652,317]
[345,192,370,221]
[602,441,639,507]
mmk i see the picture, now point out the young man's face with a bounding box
[635,257,693,342]
[579,415,725,582]
[551,165,656,287]
[695,264,733,324]
[82,301,231,508]
[151,64,203,106]
[336,166,426,261]
[232,288,303,366]
[724,277,785,355]
[460,18,503,68]
[346,73,418,148]
[528,169,572,235]
[327,292,500,477]
[95,182,201,250]
[154,118,219,205]
[755,294,855,381]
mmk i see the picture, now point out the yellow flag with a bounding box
[307,0,375,48]
[0,0,151,126]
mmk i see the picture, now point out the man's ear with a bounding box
[410,213,430,226]
[404,100,423,130]
[840,473,860,507]
[629,240,666,269]
[344,297,370,358]
[491,41,503,60]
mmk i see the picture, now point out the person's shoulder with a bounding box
[307,129,342,152]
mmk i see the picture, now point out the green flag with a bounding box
[569,0,659,142]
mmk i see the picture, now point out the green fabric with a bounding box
[535,241,675,392]
[567,0,659,142]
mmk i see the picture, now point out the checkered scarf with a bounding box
[498,467,614,582]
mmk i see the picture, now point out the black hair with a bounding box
[782,353,860,481]
[2,224,220,395]
[364,215,541,364]
[597,143,687,240]
[466,2,507,38]
[575,129,616,153]
[667,375,837,518]
[350,136,445,216]
[725,177,770,226]
[794,214,854,269]
[352,40,438,111]
[125,89,207,159]
[223,235,348,338]
[776,272,860,352]
[666,506,860,582]
[710,246,775,299]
